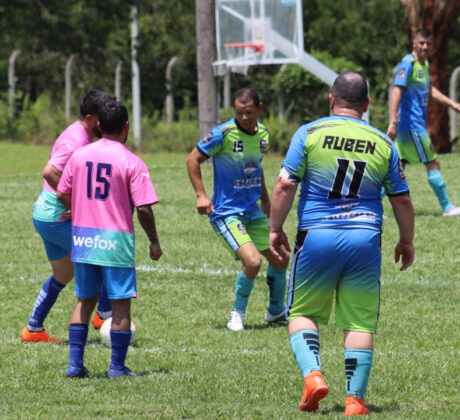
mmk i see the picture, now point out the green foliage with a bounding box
[1,144,460,418]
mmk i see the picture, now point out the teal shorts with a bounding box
[395,130,437,165]
[287,228,381,333]
[211,209,269,259]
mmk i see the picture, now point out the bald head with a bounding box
[331,72,368,110]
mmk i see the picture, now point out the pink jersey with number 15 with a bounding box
[58,138,158,267]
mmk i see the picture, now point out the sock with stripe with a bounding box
[232,270,254,312]
[266,265,286,315]
[27,276,66,331]
[344,349,373,398]
[290,330,321,377]
[427,169,451,211]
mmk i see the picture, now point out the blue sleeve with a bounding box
[196,127,223,157]
[282,125,308,180]
[393,59,412,88]
[384,144,410,195]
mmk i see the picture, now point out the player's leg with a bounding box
[21,220,74,343]
[92,286,112,330]
[66,262,101,378]
[287,229,343,411]
[425,158,460,215]
[211,216,259,331]
[336,228,380,415]
[103,266,137,377]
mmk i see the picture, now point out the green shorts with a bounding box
[395,130,437,165]
[211,211,269,259]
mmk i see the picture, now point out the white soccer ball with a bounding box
[99,317,136,346]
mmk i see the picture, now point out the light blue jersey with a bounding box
[393,53,430,132]
[196,118,269,222]
[282,116,409,231]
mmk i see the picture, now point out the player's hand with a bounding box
[269,230,291,264]
[196,194,214,216]
[394,241,414,271]
[149,242,162,261]
[386,123,397,140]
[61,210,72,220]
[452,102,460,114]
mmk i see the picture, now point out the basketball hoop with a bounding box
[223,42,265,75]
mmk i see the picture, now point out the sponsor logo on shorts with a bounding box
[237,223,247,234]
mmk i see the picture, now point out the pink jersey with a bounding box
[58,139,158,267]
[33,120,93,222]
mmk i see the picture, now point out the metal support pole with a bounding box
[131,6,142,149]
[165,56,178,127]
[8,49,21,119]
[65,54,77,121]
[223,69,231,109]
[449,66,460,141]
[115,61,123,100]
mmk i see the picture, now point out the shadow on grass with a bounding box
[324,402,399,416]
[83,367,171,379]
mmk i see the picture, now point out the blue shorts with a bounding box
[287,228,381,333]
[74,262,137,300]
[33,218,71,260]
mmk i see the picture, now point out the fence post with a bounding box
[115,61,123,100]
[65,54,77,121]
[165,56,178,127]
[131,6,142,149]
[8,49,21,119]
[449,66,460,141]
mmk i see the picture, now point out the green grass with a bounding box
[0,142,459,419]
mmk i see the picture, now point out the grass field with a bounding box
[0,141,459,419]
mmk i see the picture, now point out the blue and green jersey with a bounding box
[394,53,430,131]
[282,115,409,230]
[197,118,269,222]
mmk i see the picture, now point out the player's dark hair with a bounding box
[234,87,261,107]
[331,71,368,108]
[414,28,432,39]
[79,90,113,117]
[98,100,129,134]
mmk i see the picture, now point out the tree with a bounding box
[402,0,460,152]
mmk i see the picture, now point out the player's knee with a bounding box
[243,254,262,274]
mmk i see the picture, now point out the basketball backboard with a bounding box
[214,0,304,75]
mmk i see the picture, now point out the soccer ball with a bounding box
[99,317,137,346]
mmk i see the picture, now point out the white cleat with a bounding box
[442,205,460,216]
[227,310,245,331]
[264,308,287,323]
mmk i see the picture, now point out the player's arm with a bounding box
[269,173,297,262]
[260,169,270,217]
[56,190,71,210]
[137,204,162,261]
[388,193,414,271]
[186,147,214,216]
[386,86,404,140]
[42,162,62,191]
[430,86,460,113]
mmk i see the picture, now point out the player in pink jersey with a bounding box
[57,99,162,378]
[21,91,113,344]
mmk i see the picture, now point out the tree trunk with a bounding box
[195,0,217,140]
[402,0,460,152]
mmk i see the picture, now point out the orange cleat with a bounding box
[345,395,369,416]
[20,327,62,344]
[299,370,329,412]
[92,312,105,330]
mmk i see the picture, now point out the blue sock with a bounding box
[345,349,373,398]
[232,270,254,312]
[290,330,321,377]
[110,330,132,371]
[427,169,451,211]
[97,286,112,319]
[27,276,66,331]
[266,265,286,315]
[69,325,88,369]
